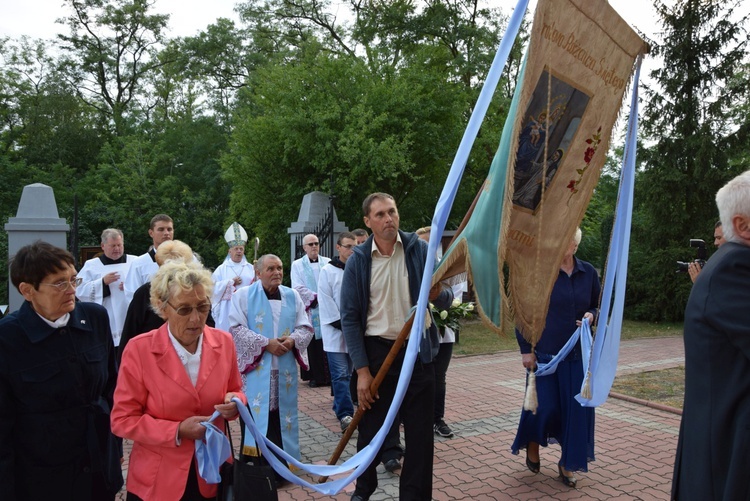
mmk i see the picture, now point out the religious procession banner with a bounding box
[435,0,648,344]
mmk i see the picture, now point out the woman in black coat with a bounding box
[0,241,123,500]
[118,240,214,366]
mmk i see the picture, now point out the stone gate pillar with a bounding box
[5,183,69,313]
[287,191,348,263]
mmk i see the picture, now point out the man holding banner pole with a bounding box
[341,192,453,501]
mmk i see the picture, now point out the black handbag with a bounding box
[219,407,278,501]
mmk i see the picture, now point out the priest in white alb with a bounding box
[76,228,137,347]
[212,222,256,332]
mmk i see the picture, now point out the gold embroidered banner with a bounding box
[505,0,646,342]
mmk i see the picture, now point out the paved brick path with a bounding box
[117,336,685,500]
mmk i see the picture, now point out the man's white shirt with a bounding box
[123,251,157,303]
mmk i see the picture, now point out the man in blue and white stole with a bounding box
[290,233,331,386]
[228,254,313,469]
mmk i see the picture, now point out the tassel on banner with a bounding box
[523,370,538,414]
[580,370,593,400]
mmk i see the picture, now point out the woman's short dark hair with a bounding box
[10,241,75,290]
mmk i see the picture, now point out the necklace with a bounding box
[229,262,248,286]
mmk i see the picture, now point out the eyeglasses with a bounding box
[167,301,212,316]
[305,242,320,247]
[40,277,83,291]
[340,244,354,249]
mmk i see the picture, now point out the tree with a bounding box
[175,18,266,124]
[224,1,523,262]
[634,0,748,320]
[725,60,750,172]
[72,113,231,268]
[0,37,103,171]
[56,0,170,136]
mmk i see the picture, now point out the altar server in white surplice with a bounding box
[291,233,331,387]
[212,222,256,332]
[123,214,174,303]
[318,231,357,431]
[76,228,136,347]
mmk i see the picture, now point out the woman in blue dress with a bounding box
[511,228,601,488]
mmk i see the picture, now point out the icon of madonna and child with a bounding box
[512,70,591,212]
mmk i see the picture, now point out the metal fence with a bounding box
[293,203,335,260]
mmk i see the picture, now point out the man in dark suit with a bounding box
[672,171,750,500]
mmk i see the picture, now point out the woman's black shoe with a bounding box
[525,455,540,474]
[558,464,577,488]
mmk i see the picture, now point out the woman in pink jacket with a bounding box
[112,261,247,500]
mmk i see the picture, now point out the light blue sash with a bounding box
[242,282,301,463]
[301,257,322,340]
[196,411,231,484]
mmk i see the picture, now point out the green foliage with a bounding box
[634,0,748,321]
[0,38,104,171]
[56,0,170,136]
[577,152,621,271]
[72,117,231,269]
[224,44,473,263]
[223,1,521,263]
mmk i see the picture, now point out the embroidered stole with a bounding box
[242,282,301,463]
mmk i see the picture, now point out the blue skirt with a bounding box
[510,354,595,472]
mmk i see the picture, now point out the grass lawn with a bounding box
[453,316,685,408]
[610,366,685,409]
[453,318,683,356]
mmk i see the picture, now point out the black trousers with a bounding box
[126,457,213,501]
[433,341,454,421]
[354,337,435,500]
[300,337,331,385]
[352,369,402,464]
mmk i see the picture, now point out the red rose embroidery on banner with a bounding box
[567,126,602,204]
[584,147,596,163]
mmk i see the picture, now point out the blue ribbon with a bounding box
[575,54,642,407]
[196,411,232,484]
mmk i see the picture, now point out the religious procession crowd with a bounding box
[2,175,750,500]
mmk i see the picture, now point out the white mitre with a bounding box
[224,222,248,247]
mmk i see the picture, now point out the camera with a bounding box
[676,239,707,273]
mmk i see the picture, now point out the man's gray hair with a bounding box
[101,228,124,244]
[573,227,582,245]
[255,254,281,272]
[716,170,750,243]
